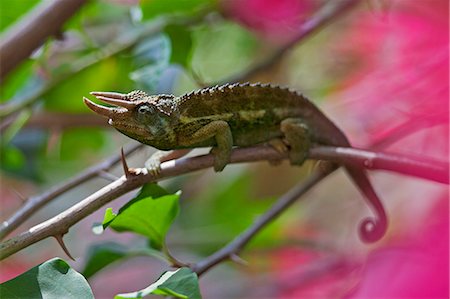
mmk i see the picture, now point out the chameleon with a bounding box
[83,82,387,243]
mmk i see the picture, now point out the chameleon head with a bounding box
[83,90,172,146]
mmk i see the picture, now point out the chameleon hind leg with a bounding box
[280,118,311,166]
[180,120,233,172]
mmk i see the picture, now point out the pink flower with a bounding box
[221,0,315,43]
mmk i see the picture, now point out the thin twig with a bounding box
[192,165,335,275]
[0,143,144,240]
[0,145,447,260]
[0,0,88,81]
[217,0,362,85]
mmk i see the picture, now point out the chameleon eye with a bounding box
[138,105,152,114]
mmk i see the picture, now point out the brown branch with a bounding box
[0,143,144,240]
[217,0,362,85]
[0,145,447,260]
[0,0,88,81]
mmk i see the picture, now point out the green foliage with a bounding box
[0,60,35,101]
[82,242,166,279]
[97,183,180,250]
[44,56,134,113]
[58,128,106,161]
[131,34,171,91]
[165,24,193,68]
[115,267,201,299]
[178,170,283,252]
[0,258,94,299]
[191,21,258,82]
[140,0,216,20]
[0,0,40,32]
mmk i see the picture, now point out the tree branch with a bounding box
[0,0,88,81]
[0,143,143,240]
[0,145,446,260]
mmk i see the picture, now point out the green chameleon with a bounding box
[84,82,387,243]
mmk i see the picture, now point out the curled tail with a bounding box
[345,166,388,242]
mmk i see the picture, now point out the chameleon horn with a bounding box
[83,97,118,118]
[90,91,125,99]
[90,95,135,110]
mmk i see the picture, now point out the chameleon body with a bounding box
[84,83,387,242]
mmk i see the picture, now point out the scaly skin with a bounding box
[84,82,388,243]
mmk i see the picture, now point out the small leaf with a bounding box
[115,267,201,299]
[82,242,127,279]
[0,258,94,299]
[82,242,167,279]
[165,24,193,68]
[101,183,180,250]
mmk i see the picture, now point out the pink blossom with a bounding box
[221,0,315,43]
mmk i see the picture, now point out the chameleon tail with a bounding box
[345,166,388,243]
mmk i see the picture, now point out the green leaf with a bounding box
[101,183,180,250]
[82,242,127,279]
[82,242,167,279]
[131,34,171,91]
[0,258,94,299]
[0,59,35,101]
[140,0,215,20]
[0,0,40,32]
[191,21,258,82]
[0,145,26,171]
[58,128,106,162]
[115,267,201,299]
[165,24,193,68]
[44,56,134,113]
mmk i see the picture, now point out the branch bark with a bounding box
[0,0,88,81]
[0,145,447,260]
[0,143,143,240]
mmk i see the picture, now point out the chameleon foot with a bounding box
[280,118,311,166]
[268,138,289,165]
[210,147,229,172]
[145,157,162,177]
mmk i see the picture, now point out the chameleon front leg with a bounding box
[145,149,192,176]
[179,120,233,172]
[280,118,311,166]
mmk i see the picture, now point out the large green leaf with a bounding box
[82,242,166,279]
[140,0,215,20]
[99,183,180,250]
[0,258,94,299]
[115,267,201,299]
